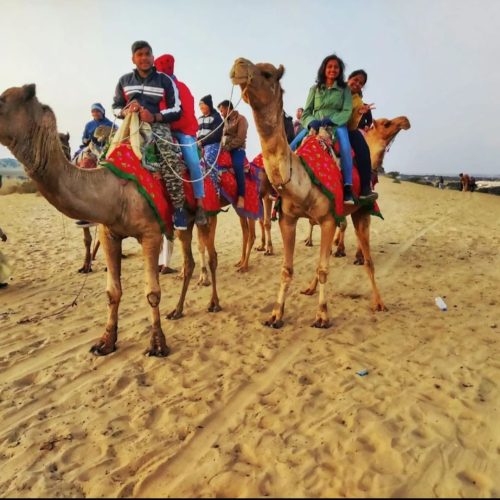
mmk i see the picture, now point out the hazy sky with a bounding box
[1,0,499,176]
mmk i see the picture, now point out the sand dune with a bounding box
[0,177,499,497]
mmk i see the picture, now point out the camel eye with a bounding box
[261,71,272,79]
[384,121,392,128]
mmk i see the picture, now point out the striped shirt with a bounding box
[112,68,181,123]
[197,111,223,146]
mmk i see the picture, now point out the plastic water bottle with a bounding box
[435,297,447,311]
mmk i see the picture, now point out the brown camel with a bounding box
[304,116,411,261]
[0,84,222,356]
[230,58,386,328]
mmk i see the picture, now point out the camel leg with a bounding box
[238,218,255,272]
[353,243,365,265]
[312,218,336,328]
[235,216,249,268]
[90,226,122,355]
[333,220,347,258]
[78,227,93,273]
[196,226,211,286]
[351,210,386,312]
[264,213,297,329]
[256,218,266,251]
[92,238,100,261]
[304,220,314,247]
[167,224,195,320]
[263,196,274,255]
[199,216,221,312]
[141,231,170,357]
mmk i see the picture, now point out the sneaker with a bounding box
[173,207,188,231]
[359,191,379,202]
[194,206,208,226]
[343,185,355,205]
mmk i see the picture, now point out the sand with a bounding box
[0,177,499,498]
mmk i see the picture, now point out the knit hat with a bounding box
[200,94,213,110]
[155,54,175,76]
[320,118,335,128]
[308,119,321,132]
[90,103,105,115]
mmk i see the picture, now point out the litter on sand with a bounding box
[356,369,369,376]
[435,296,448,311]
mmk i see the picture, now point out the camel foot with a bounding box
[304,239,313,247]
[353,258,365,265]
[237,265,249,273]
[264,248,274,256]
[311,317,331,329]
[166,309,184,320]
[300,287,317,296]
[78,266,93,273]
[144,342,170,357]
[334,249,346,258]
[208,302,222,313]
[197,275,211,286]
[234,260,243,268]
[263,317,284,329]
[255,245,265,252]
[89,341,116,356]
[372,302,388,312]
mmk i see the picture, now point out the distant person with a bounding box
[218,100,248,209]
[197,94,223,167]
[346,69,378,202]
[469,176,477,192]
[0,227,9,289]
[112,40,188,231]
[155,53,207,226]
[293,107,304,137]
[293,54,354,203]
[438,175,444,189]
[80,103,115,151]
[158,236,177,274]
[283,111,295,144]
[459,173,470,192]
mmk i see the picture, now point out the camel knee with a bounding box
[147,291,161,308]
[106,289,122,305]
[317,269,328,284]
[281,266,293,281]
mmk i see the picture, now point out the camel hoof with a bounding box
[89,343,116,356]
[234,261,243,268]
[264,249,274,256]
[372,303,388,312]
[353,259,364,265]
[255,245,265,252]
[304,240,313,247]
[237,266,249,273]
[311,319,331,329]
[300,288,316,296]
[197,277,211,287]
[334,250,346,258]
[144,345,170,357]
[208,303,222,313]
[78,267,93,274]
[263,318,284,329]
[166,310,184,320]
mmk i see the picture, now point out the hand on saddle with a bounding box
[139,107,155,123]
[123,101,141,115]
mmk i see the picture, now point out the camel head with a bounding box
[0,85,54,148]
[230,58,285,120]
[365,116,411,170]
[58,132,71,160]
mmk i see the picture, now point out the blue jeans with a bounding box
[335,125,353,186]
[230,148,246,197]
[290,128,307,151]
[173,131,204,199]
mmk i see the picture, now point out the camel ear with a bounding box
[277,65,285,81]
[23,84,36,101]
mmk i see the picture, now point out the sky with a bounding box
[1,0,499,176]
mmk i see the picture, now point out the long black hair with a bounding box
[316,54,347,89]
[348,69,368,83]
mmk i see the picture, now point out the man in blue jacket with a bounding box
[81,103,115,148]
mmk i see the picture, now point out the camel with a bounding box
[58,131,102,274]
[303,116,411,261]
[0,84,222,356]
[230,58,386,328]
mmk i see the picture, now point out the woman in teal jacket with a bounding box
[291,54,354,202]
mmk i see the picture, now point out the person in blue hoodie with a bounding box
[80,103,115,149]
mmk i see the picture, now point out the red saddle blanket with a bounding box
[216,150,262,219]
[102,144,223,238]
[297,136,382,219]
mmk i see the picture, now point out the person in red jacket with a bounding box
[155,54,207,226]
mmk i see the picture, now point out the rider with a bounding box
[155,53,208,226]
[112,40,188,231]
